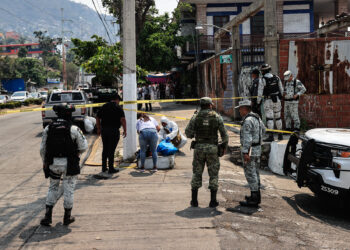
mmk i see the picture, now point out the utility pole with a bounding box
[61,8,72,90]
[61,8,67,90]
[231,25,241,120]
[122,0,137,161]
[264,0,279,73]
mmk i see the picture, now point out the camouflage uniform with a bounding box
[240,112,266,191]
[40,125,88,209]
[284,78,306,130]
[185,107,228,190]
[258,73,283,131]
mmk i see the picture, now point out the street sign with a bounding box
[220,55,232,64]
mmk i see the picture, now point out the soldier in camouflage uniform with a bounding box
[40,104,88,226]
[185,97,228,208]
[283,70,306,131]
[258,64,284,141]
[237,99,266,207]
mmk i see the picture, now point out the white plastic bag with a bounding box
[84,116,96,133]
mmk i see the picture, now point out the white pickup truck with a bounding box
[42,90,91,129]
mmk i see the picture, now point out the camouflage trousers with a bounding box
[264,99,282,130]
[191,145,220,190]
[284,101,300,129]
[242,155,261,192]
[46,165,77,209]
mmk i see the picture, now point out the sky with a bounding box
[72,0,179,15]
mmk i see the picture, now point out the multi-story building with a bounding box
[180,0,349,62]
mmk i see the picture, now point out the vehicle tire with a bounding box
[43,123,48,129]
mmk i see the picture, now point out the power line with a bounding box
[0,7,35,25]
[91,0,112,44]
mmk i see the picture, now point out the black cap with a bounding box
[251,68,260,75]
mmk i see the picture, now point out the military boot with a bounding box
[209,189,219,208]
[239,191,259,207]
[40,205,53,226]
[108,167,119,174]
[257,189,261,204]
[263,133,274,142]
[63,208,75,226]
[278,133,283,140]
[190,189,198,207]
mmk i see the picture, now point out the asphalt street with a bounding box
[1,105,350,249]
[0,111,95,249]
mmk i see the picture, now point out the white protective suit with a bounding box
[159,116,187,149]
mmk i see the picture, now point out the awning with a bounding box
[147,73,171,84]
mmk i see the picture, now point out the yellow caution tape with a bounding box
[0,96,262,115]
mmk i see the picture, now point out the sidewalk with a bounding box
[19,103,232,249]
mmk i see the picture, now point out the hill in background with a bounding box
[0,0,118,42]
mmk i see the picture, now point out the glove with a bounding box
[165,137,171,143]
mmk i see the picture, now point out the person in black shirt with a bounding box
[96,93,127,173]
[249,68,262,117]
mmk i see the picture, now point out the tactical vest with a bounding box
[240,113,261,147]
[250,78,259,97]
[263,75,281,97]
[45,119,80,176]
[284,78,299,101]
[194,110,219,144]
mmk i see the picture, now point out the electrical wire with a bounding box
[91,0,112,44]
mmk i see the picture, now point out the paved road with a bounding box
[0,112,95,249]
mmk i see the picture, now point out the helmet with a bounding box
[200,97,213,105]
[260,64,271,72]
[53,103,75,119]
[283,70,293,81]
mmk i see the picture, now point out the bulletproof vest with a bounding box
[194,110,219,144]
[240,113,261,147]
[263,75,281,97]
[45,119,77,162]
[250,78,259,98]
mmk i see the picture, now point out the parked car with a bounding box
[42,90,92,129]
[10,91,30,102]
[30,92,42,99]
[284,128,350,202]
[0,95,9,104]
[39,91,48,101]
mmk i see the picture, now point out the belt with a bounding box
[284,98,297,101]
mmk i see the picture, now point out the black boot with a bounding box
[240,191,259,207]
[63,208,75,226]
[190,189,198,207]
[108,167,119,174]
[40,205,53,226]
[102,166,107,172]
[257,189,261,204]
[278,133,283,140]
[263,133,274,142]
[209,189,219,208]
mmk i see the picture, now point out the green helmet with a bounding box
[200,97,213,105]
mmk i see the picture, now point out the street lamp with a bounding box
[195,24,231,33]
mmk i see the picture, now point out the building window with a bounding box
[250,13,264,35]
[213,16,230,33]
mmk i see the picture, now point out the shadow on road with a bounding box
[19,223,71,242]
[175,207,222,219]
[129,171,154,177]
[226,205,261,216]
[283,194,350,230]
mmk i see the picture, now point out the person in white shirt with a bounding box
[159,116,187,149]
[136,113,160,172]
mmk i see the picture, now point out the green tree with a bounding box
[102,0,155,41]
[0,56,16,79]
[18,47,28,58]
[47,55,61,70]
[33,31,58,66]
[14,58,47,86]
[71,35,108,65]
[66,62,79,88]
[82,44,123,86]
[136,4,190,72]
